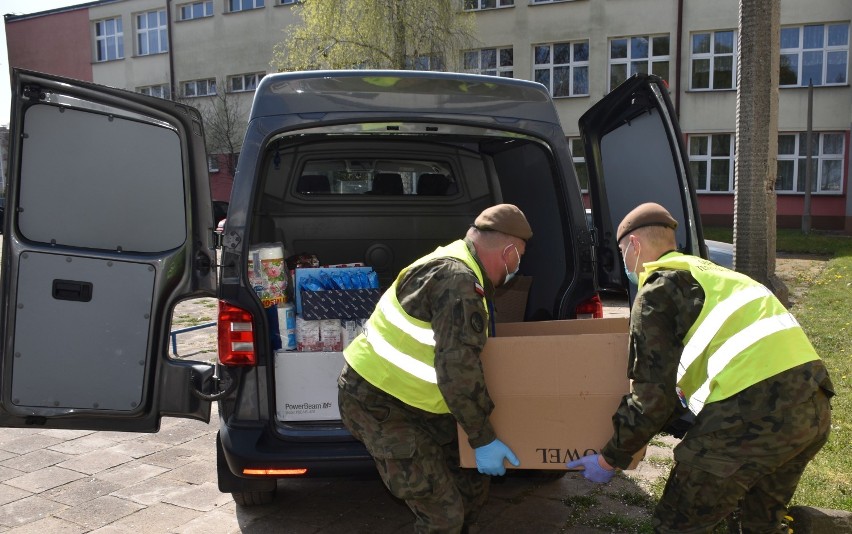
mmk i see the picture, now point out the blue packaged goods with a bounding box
[294,266,377,313]
[301,289,381,321]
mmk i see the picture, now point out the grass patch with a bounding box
[788,252,852,511]
[704,227,852,256]
[645,455,674,469]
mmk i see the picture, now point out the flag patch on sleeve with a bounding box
[474,282,485,297]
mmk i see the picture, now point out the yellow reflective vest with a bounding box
[639,252,820,415]
[343,240,488,413]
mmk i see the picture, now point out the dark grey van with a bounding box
[0,69,705,505]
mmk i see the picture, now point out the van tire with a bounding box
[232,489,276,506]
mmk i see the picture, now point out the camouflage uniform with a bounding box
[339,238,495,533]
[600,266,834,533]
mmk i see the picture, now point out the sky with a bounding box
[1,0,83,126]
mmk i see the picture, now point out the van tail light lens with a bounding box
[575,294,603,319]
[243,468,308,476]
[218,301,257,366]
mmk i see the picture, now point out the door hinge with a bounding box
[22,85,47,102]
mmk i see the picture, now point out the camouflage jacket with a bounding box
[601,266,834,470]
[344,239,497,449]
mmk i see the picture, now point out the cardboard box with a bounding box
[493,275,532,323]
[274,350,345,421]
[301,288,381,320]
[458,317,645,470]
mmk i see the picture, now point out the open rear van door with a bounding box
[0,70,217,432]
[580,73,706,294]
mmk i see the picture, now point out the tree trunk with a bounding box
[734,0,788,303]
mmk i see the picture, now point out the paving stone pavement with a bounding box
[0,400,679,533]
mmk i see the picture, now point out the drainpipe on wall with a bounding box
[675,0,683,118]
[166,0,176,99]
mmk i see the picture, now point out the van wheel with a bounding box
[232,489,276,506]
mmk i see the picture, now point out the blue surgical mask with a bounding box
[623,241,640,286]
[503,245,521,285]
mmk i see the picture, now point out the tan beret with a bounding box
[616,202,678,242]
[474,204,533,241]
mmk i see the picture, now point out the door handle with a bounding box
[52,279,93,302]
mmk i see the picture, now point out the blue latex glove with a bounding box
[474,439,520,476]
[566,454,615,484]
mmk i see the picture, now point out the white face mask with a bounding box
[503,245,521,285]
[622,240,640,285]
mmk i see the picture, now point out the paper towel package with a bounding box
[248,243,289,307]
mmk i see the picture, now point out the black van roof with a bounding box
[250,70,563,125]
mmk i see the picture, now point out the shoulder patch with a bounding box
[474,282,485,297]
[470,311,485,333]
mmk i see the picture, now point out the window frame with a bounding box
[228,72,265,93]
[608,34,671,92]
[137,84,171,99]
[462,0,514,11]
[689,30,737,91]
[182,78,217,98]
[776,132,845,194]
[687,133,736,193]
[780,22,849,87]
[228,0,264,13]
[178,1,213,21]
[533,40,590,98]
[94,16,124,62]
[463,47,514,78]
[136,9,168,56]
[567,137,588,192]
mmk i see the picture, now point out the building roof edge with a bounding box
[4,0,123,23]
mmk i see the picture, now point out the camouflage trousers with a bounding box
[653,388,832,533]
[338,366,490,534]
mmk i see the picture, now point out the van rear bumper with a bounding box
[218,421,375,479]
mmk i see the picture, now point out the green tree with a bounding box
[271,0,477,72]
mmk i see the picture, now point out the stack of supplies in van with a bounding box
[292,264,380,352]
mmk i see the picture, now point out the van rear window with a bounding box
[296,159,458,196]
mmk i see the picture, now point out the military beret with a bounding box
[616,202,678,242]
[474,204,533,241]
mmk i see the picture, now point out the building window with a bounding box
[138,84,170,99]
[182,78,217,97]
[568,138,588,191]
[278,0,298,4]
[609,35,670,91]
[136,10,168,56]
[776,133,844,193]
[95,17,124,62]
[463,47,513,77]
[688,134,735,192]
[463,0,514,10]
[780,23,849,86]
[208,155,220,172]
[690,30,736,90]
[179,1,213,20]
[229,72,264,92]
[405,55,443,71]
[229,0,264,12]
[534,41,589,97]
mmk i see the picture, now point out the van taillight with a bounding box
[575,294,603,319]
[218,301,257,366]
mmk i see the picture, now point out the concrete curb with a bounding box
[788,506,852,533]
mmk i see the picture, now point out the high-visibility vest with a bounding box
[344,240,488,413]
[639,252,820,415]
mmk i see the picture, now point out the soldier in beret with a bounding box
[339,204,532,533]
[568,202,834,533]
